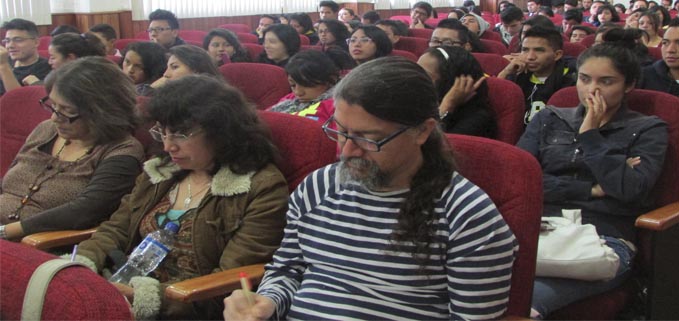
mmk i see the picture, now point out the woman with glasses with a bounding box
[318,19,351,51]
[348,25,393,64]
[72,74,288,320]
[0,57,144,241]
[268,50,340,123]
[121,41,168,96]
[417,46,496,138]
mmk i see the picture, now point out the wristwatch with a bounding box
[0,225,7,239]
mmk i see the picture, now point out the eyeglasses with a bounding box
[39,96,80,123]
[149,125,202,143]
[321,116,411,152]
[346,37,373,45]
[428,39,466,47]
[147,27,173,33]
[1,37,36,45]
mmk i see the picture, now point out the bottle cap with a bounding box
[165,222,180,233]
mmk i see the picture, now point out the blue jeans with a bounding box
[531,236,635,318]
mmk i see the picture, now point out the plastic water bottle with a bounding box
[109,222,179,284]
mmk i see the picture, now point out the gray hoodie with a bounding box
[462,12,490,36]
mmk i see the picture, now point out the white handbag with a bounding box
[536,209,620,281]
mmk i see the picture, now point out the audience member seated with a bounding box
[122,41,168,96]
[338,7,359,23]
[585,0,606,23]
[594,22,623,45]
[0,18,51,95]
[651,5,673,27]
[253,15,278,45]
[348,25,393,64]
[430,18,486,53]
[494,5,525,45]
[151,45,222,89]
[318,0,340,21]
[375,19,406,45]
[570,25,595,42]
[418,46,496,138]
[89,23,122,57]
[410,1,436,29]
[638,18,679,95]
[223,56,517,321]
[71,75,288,320]
[289,13,319,45]
[499,27,576,125]
[361,10,381,25]
[593,3,621,26]
[640,11,664,46]
[508,15,559,54]
[46,32,106,70]
[203,28,251,66]
[259,24,301,67]
[267,50,339,123]
[0,57,144,241]
[625,8,646,29]
[460,12,491,39]
[279,14,290,25]
[615,3,628,14]
[603,28,655,66]
[516,43,668,320]
[317,19,350,51]
[147,9,185,49]
[561,9,583,35]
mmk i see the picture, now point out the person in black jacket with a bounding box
[638,18,679,96]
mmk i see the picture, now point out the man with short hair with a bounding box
[564,0,579,11]
[639,18,679,96]
[0,18,50,96]
[581,0,594,11]
[552,0,566,15]
[375,20,404,45]
[494,5,525,45]
[498,27,576,124]
[147,9,184,49]
[319,1,339,20]
[570,25,594,42]
[223,56,517,321]
[430,19,484,52]
[89,23,120,57]
[254,15,279,44]
[528,0,541,16]
[632,0,649,10]
[410,1,435,29]
[561,9,584,34]
[585,0,605,23]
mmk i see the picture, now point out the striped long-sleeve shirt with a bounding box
[257,164,518,320]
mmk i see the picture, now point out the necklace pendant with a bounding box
[184,196,192,208]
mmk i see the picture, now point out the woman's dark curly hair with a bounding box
[423,46,489,107]
[318,19,351,50]
[203,28,251,63]
[122,41,167,84]
[334,56,455,262]
[148,74,278,174]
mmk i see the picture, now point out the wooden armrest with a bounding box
[165,263,266,302]
[635,202,679,231]
[20,228,97,250]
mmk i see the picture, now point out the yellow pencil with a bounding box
[239,271,255,306]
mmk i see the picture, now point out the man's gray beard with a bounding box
[338,157,389,191]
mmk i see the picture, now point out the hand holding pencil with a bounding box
[223,272,276,321]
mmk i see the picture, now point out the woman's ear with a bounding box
[625,81,636,94]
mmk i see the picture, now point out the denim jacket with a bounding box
[517,104,668,241]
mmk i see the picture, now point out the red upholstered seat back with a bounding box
[580,34,596,48]
[472,52,510,76]
[236,32,259,44]
[390,49,419,62]
[562,41,586,58]
[548,87,679,207]
[114,38,145,51]
[0,239,133,320]
[242,43,264,61]
[485,77,526,144]
[38,36,51,50]
[219,63,291,110]
[0,86,50,178]
[259,111,337,192]
[218,24,252,34]
[394,36,429,57]
[178,30,208,42]
[480,30,505,44]
[480,38,509,55]
[407,27,434,39]
[299,34,310,46]
[449,134,543,317]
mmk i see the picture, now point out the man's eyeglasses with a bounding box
[1,37,35,45]
[147,27,173,33]
[149,125,202,143]
[346,37,373,45]
[321,116,411,152]
[428,39,465,47]
[39,96,80,123]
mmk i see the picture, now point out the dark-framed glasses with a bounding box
[321,116,411,152]
[39,96,80,123]
[149,124,202,143]
[1,37,35,45]
[428,39,465,47]
[346,37,373,45]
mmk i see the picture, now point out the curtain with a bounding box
[0,0,51,25]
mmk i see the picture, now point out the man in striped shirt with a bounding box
[224,57,518,321]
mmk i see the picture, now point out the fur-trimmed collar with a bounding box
[143,157,254,196]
